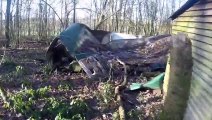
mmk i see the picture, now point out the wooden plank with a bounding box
[172,30,212,45]
[191,40,212,53]
[188,96,205,120]
[190,97,212,120]
[188,82,212,120]
[185,71,212,120]
[192,74,212,100]
[193,52,212,70]
[193,59,212,79]
[192,46,212,62]
[192,72,212,97]
[189,78,202,101]
[184,103,201,120]
[173,30,212,54]
[184,105,197,120]
[173,21,212,30]
[188,2,212,11]
[172,31,177,35]
[174,16,212,23]
[185,72,212,120]
[180,9,212,17]
[172,25,212,37]
[193,66,212,86]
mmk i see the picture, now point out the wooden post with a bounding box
[161,33,193,120]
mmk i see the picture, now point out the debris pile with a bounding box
[46,23,172,80]
[46,23,173,119]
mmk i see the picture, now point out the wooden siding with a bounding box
[172,1,212,120]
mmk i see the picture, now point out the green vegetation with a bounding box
[8,86,88,119]
[0,56,27,82]
[96,82,115,105]
[127,109,141,120]
[1,56,17,67]
[0,37,165,119]
[58,82,73,91]
[42,64,52,75]
[15,65,26,77]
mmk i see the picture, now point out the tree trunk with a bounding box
[38,0,43,39]
[44,0,48,39]
[60,0,63,31]
[64,0,69,27]
[27,13,31,36]
[0,0,3,35]
[53,12,56,35]
[15,0,20,46]
[73,0,76,23]
[5,0,12,48]
[27,1,32,36]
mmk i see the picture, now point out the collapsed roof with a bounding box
[46,23,172,79]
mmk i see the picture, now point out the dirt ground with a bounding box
[0,40,163,120]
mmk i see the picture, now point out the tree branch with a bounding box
[95,9,121,30]
[40,0,64,28]
[114,58,128,120]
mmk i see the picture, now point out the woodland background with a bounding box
[0,0,186,47]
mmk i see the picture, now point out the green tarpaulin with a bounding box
[130,72,165,90]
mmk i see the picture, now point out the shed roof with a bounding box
[169,0,200,20]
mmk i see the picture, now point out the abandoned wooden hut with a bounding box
[170,0,212,119]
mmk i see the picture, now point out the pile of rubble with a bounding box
[46,23,172,80]
[45,23,174,119]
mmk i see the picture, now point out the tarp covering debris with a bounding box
[130,72,165,90]
[46,23,172,79]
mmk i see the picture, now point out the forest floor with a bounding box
[0,40,163,120]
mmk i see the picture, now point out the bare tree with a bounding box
[0,0,3,36]
[44,0,48,39]
[1,0,186,45]
[38,0,43,39]
[26,0,33,36]
[5,0,12,47]
[73,0,76,23]
[41,0,64,28]
[15,0,20,45]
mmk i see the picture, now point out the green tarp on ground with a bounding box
[130,72,165,90]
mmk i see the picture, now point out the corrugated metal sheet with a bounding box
[172,1,212,120]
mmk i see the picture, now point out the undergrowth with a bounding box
[1,56,17,67]
[0,65,26,82]
[42,64,52,75]
[7,86,88,119]
[95,82,117,112]
[96,82,115,105]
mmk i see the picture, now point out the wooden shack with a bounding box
[170,0,212,119]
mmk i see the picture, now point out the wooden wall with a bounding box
[172,1,212,120]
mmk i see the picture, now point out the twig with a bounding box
[95,10,121,30]
[117,58,127,86]
[114,58,128,120]
[108,60,113,82]
[40,0,64,28]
